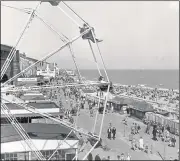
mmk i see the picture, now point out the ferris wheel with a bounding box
[1,1,110,160]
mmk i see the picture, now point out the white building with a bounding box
[37,62,57,78]
[1,123,79,160]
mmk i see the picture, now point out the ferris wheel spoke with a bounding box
[1,3,32,14]
[35,12,67,43]
[2,27,91,87]
[1,2,41,80]
[61,1,90,28]
[56,5,81,27]
[90,30,110,83]
[48,130,73,160]
[2,97,99,141]
[34,12,82,83]
[1,103,45,160]
[2,2,111,159]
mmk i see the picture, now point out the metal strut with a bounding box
[1,2,41,80]
[2,97,99,141]
[2,27,91,87]
[1,103,45,160]
[35,12,83,83]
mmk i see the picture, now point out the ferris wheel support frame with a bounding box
[1,103,45,160]
[35,11,83,83]
[57,5,81,27]
[90,30,110,82]
[92,95,101,134]
[82,85,110,160]
[2,27,91,87]
[2,2,111,160]
[1,2,41,80]
[57,1,110,83]
[56,2,104,78]
[2,97,99,140]
[88,40,102,76]
[48,130,73,160]
[68,43,83,83]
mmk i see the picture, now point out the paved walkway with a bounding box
[50,89,179,160]
[75,108,179,160]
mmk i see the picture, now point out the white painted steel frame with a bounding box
[1,2,110,160]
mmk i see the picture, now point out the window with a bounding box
[66,153,75,160]
[40,150,65,160]
[2,153,18,160]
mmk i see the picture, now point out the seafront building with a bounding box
[1,92,79,160]
[37,62,58,78]
[1,123,79,160]
[0,44,21,84]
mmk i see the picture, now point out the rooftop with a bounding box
[1,123,79,143]
[5,102,60,110]
[1,102,63,118]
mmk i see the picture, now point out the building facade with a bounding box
[19,53,38,77]
[37,62,57,78]
[1,44,21,84]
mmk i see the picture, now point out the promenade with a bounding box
[76,108,179,160]
[45,76,179,160]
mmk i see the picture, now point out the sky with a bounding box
[1,1,179,69]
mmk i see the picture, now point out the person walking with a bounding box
[126,153,131,160]
[107,127,112,140]
[95,154,101,161]
[152,126,157,141]
[88,153,93,161]
[112,127,116,140]
[120,153,125,160]
[139,137,144,151]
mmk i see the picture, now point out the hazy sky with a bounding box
[1,1,179,69]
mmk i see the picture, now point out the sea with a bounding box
[79,69,179,90]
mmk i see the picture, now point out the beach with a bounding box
[80,69,179,90]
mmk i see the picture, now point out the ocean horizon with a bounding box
[77,69,179,90]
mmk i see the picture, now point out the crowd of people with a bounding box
[113,84,179,105]
[31,71,178,160]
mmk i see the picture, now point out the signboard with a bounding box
[17,78,37,82]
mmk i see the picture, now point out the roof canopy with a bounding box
[1,123,78,143]
[130,101,154,112]
[111,96,136,105]
[111,96,154,112]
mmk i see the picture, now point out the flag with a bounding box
[48,0,61,6]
